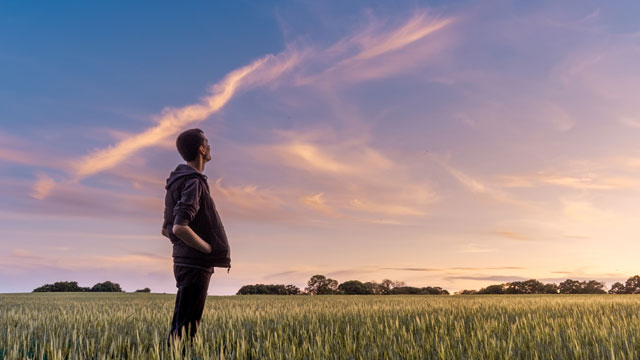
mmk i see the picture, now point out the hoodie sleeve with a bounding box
[173,178,202,226]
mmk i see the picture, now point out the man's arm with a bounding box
[161,227,170,239]
[172,224,212,253]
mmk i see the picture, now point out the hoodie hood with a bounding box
[165,164,208,190]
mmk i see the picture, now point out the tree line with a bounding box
[236,274,449,295]
[457,275,640,295]
[237,274,640,296]
[32,281,150,293]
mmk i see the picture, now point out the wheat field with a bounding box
[2,293,640,359]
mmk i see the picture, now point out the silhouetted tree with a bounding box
[540,283,559,294]
[237,284,302,295]
[625,275,640,294]
[135,288,151,293]
[378,279,406,294]
[458,289,477,295]
[609,282,627,294]
[558,279,605,294]
[338,280,372,295]
[390,286,422,295]
[558,279,583,294]
[583,280,606,294]
[90,281,123,292]
[305,275,339,295]
[478,284,506,294]
[285,284,302,295]
[421,286,449,295]
[33,281,90,292]
[363,281,386,295]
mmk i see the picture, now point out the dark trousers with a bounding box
[168,264,213,344]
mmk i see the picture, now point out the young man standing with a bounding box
[161,128,231,343]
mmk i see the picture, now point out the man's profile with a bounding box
[161,128,231,343]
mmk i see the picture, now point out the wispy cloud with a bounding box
[342,12,454,63]
[494,230,533,242]
[444,275,528,282]
[70,49,302,181]
[296,10,456,85]
[1,248,170,273]
[247,128,436,224]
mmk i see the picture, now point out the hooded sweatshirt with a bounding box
[163,164,231,269]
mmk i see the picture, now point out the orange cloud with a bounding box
[30,173,55,200]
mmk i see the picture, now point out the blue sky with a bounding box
[2,0,640,295]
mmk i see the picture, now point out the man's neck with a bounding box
[186,159,205,173]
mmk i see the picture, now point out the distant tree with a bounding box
[609,282,627,294]
[338,280,372,295]
[236,284,302,295]
[625,275,640,294]
[90,281,123,292]
[237,285,257,295]
[363,281,386,295]
[390,286,422,295]
[583,280,606,294]
[305,275,339,295]
[478,284,506,294]
[506,279,545,294]
[458,289,477,295]
[421,286,449,295]
[285,284,302,295]
[134,288,151,293]
[33,281,89,292]
[540,283,559,294]
[378,279,406,294]
[558,279,583,294]
[558,279,606,294]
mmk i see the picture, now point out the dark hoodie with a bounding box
[163,164,231,269]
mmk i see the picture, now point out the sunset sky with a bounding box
[3,0,640,295]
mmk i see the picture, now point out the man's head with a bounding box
[176,128,211,163]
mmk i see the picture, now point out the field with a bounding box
[2,293,640,359]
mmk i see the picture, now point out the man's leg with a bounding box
[168,265,212,343]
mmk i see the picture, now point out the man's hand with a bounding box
[172,224,212,254]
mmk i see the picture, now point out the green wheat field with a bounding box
[2,293,640,359]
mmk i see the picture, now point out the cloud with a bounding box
[429,155,526,207]
[70,48,302,181]
[2,175,164,223]
[211,178,298,222]
[30,173,56,200]
[343,11,454,63]
[497,173,639,190]
[1,248,170,273]
[296,10,456,85]
[274,142,356,174]
[381,266,524,272]
[457,243,497,253]
[444,275,528,282]
[562,200,614,223]
[619,116,640,129]
[246,128,437,224]
[495,230,533,242]
[0,131,72,170]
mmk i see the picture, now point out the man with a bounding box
[161,128,231,343]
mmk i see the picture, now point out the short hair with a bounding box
[176,128,205,162]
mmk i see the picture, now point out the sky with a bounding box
[2,0,640,295]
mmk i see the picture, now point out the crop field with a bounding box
[2,293,640,359]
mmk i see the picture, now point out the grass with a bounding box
[1,293,640,359]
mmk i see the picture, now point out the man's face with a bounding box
[202,137,212,162]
